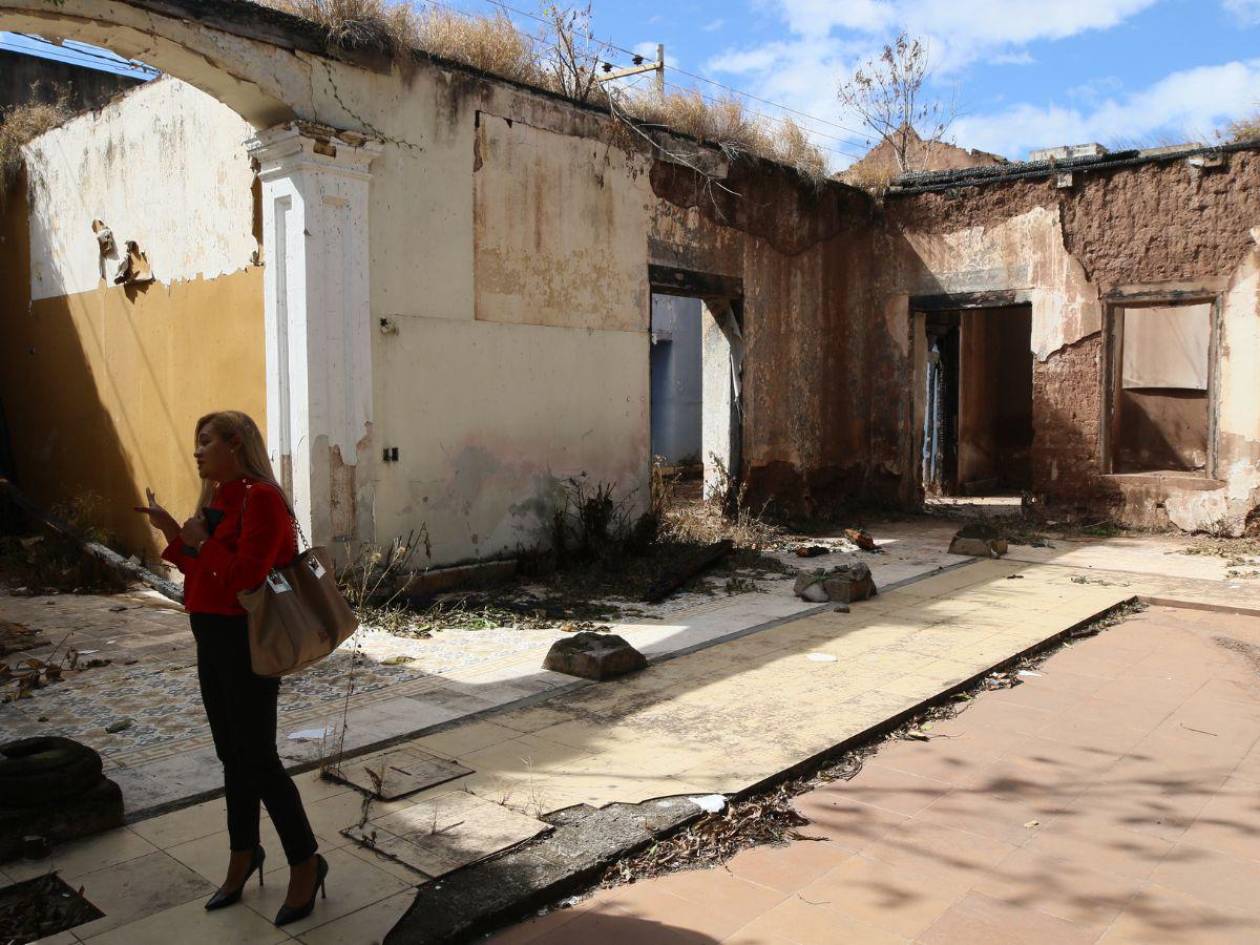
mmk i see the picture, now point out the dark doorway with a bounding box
[923,304,1033,495]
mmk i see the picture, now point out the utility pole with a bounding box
[596,44,665,96]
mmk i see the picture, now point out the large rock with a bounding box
[543,632,647,681]
[794,562,877,603]
[949,523,1008,558]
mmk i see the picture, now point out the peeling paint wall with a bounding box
[24,77,258,300]
[882,153,1260,531]
[0,76,265,558]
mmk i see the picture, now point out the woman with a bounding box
[136,410,328,927]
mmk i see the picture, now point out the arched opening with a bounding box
[0,0,384,556]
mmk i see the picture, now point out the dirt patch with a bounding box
[0,874,103,943]
[1214,635,1260,676]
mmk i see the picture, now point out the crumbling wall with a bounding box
[882,150,1260,530]
[649,161,886,518]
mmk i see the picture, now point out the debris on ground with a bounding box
[1177,535,1260,578]
[794,545,829,558]
[1069,575,1128,587]
[0,480,174,599]
[104,718,132,734]
[0,620,41,658]
[600,782,809,888]
[643,540,734,604]
[843,528,880,552]
[0,874,104,943]
[543,631,647,680]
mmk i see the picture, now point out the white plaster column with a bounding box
[701,299,743,498]
[246,123,382,548]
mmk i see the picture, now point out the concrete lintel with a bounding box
[910,288,1032,311]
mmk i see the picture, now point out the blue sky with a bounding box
[442,0,1260,167]
[8,1,1259,170]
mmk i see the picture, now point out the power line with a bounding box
[418,0,869,158]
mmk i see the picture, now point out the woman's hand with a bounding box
[134,489,180,544]
[180,516,210,549]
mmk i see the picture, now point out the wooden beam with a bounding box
[648,265,743,300]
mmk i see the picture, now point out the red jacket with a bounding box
[162,477,298,616]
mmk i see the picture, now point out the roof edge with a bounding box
[888,139,1260,195]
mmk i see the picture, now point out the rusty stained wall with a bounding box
[648,162,886,518]
[880,151,1260,530]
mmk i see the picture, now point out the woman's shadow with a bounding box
[486,909,725,945]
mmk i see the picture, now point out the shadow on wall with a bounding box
[0,172,147,553]
[0,173,267,559]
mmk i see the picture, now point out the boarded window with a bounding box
[1121,304,1210,390]
[1111,301,1212,474]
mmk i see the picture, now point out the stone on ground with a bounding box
[543,631,647,680]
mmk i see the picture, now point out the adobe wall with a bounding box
[880,152,1260,531]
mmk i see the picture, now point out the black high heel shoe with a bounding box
[274,853,328,927]
[204,845,265,911]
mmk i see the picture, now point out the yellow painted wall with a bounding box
[1,180,265,559]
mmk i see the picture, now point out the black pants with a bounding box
[192,614,318,866]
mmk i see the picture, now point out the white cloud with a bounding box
[703,0,1164,168]
[1223,0,1260,24]
[703,18,726,32]
[951,59,1260,157]
[763,0,1158,73]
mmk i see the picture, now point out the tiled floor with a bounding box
[0,527,980,816]
[489,605,1260,945]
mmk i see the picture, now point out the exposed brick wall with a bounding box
[1031,333,1106,507]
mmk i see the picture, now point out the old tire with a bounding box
[0,737,103,808]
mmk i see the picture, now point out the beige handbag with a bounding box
[236,505,358,678]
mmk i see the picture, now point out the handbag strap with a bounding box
[241,480,309,554]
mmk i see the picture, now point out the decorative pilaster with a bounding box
[247,123,382,548]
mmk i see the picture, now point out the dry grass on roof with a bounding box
[0,98,72,196]
[252,0,829,182]
[629,91,828,183]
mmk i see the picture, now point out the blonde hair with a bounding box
[193,410,289,514]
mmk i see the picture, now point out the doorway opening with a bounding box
[650,294,703,482]
[647,267,743,501]
[922,304,1034,497]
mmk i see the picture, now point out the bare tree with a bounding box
[838,33,954,174]
[539,2,609,103]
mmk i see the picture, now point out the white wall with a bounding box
[24,76,257,300]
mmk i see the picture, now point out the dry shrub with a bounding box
[0,98,71,194]
[627,90,828,183]
[252,0,830,179]
[1224,113,1260,144]
[257,0,418,60]
[842,160,897,195]
[414,8,543,85]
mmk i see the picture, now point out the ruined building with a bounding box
[1,0,1258,571]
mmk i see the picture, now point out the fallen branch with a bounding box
[643,539,733,603]
[0,478,182,604]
